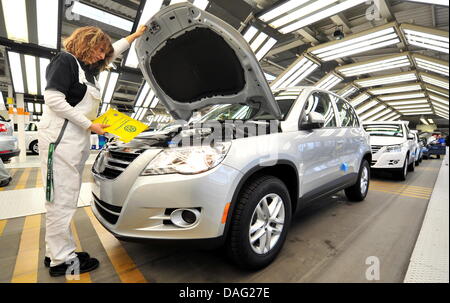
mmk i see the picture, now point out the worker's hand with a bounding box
[89,123,110,135]
[125,25,147,44]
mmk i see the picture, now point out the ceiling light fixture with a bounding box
[368,84,422,95]
[354,71,417,87]
[315,73,343,90]
[271,56,319,89]
[336,54,411,77]
[401,24,449,54]
[413,54,449,77]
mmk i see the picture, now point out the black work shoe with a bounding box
[44,252,90,268]
[0,177,12,187]
[49,256,99,277]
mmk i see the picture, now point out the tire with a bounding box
[436,155,440,159]
[344,159,370,202]
[408,154,415,172]
[29,140,39,155]
[226,175,292,270]
[396,156,409,181]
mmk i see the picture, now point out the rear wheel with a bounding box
[226,175,292,270]
[29,140,39,155]
[345,159,370,202]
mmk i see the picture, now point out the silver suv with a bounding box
[91,3,371,269]
[0,115,20,162]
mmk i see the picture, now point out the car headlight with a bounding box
[385,144,402,153]
[141,142,231,175]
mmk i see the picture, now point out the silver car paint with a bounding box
[92,87,371,240]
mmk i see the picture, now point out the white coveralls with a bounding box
[38,39,130,266]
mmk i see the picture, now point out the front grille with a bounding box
[371,145,383,154]
[95,149,141,179]
[93,194,121,225]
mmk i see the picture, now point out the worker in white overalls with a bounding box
[38,25,147,277]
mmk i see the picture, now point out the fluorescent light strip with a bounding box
[420,118,429,125]
[359,104,387,120]
[150,97,159,109]
[339,56,409,73]
[387,114,401,120]
[379,93,426,101]
[8,52,25,94]
[271,0,339,29]
[316,74,342,90]
[39,58,50,95]
[387,99,429,105]
[421,75,449,89]
[24,55,38,95]
[415,58,449,76]
[98,71,109,98]
[135,83,150,107]
[356,100,379,114]
[338,86,358,98]
[369,84,422,95]
[316,31,398,59]
[250,32,268,52]
[322,39,401,62]
[36,0,59,49]
[279,0,367,34]
[2,0,28,42]
[426,86,449,97]
[259,0,309,22]
[398,108,433,112]
[340,61,411,77]
[271,57,318,89]
[143,90,155,108]
[404,29,449,53]
[138,108,148,121]
[125,0,165,68]
[393,104,431,109]
[429,94,449,104]
[356,73,417,87]
[256,38,277,61]
[380,112,398,121]
[264,73,276,81]
[367,108,393,121]
[403,112,433,116]
[72,1,133,31]
[349,93,370,107]
[432,102,449,111]
[103,72,119,104]
[243,26,258,42]
[427,119,434,123]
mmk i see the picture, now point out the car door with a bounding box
[297,91,341,198]
[334,96,366,179]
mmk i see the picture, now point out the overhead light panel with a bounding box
[365,108,393,121]
[380,112,399,121]
[337,85,358,98]
[7,52,24,92]
[315,73,343,90]
[259,0,366,34]
[309,24,400,62]
[387,99,430,106]
[420,73,449,90]
[24,55,38,95]
[420,118,429,125]
[355,71,417,88]
[336,54,411,77]
[378,92,426,101]
[359,104,387,121]
[431,101,449,111]
[427,119,434,124]
[349,93,370,107]
[242,26,278,61]
[387,114,402,120]
[428,93,449,105]
[72,1,133,31]
[39,58,50,95]
[424,84,449,98]
[392,104,431,110]
[356,99,379,115]
[271,56,319,89]
[99,72,119,115]
[1,0,28,43]
[413,54,449,77]
[36,0,59,49]
[401,24,449,54]
[368,84,422,95]
[125,0,165,68]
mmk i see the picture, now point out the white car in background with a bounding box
[363,121,416,180]
[13,122,39,155]
[410,130,423,166]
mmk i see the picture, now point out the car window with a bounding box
[302,92,337,128]
[363,124,404,137]
[335,97,359,127]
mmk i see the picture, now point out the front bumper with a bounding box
[371,151,406,169]
[91,150,243,241]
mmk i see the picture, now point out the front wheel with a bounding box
[226,175,292,270]
[396,156,409,181]
[345,159,370,202]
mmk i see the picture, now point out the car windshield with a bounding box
[198,94,298,122]
[363,124,404,137]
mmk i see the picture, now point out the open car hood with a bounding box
[135,2,281,121]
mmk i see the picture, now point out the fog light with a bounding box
[170,208,200,228]
[393,160,399,164]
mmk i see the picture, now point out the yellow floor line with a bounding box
[369,189,430,200]
[13,168,32,190]
[0,220,7,236]
[370,187,432,194]
[66,221,92,283]
[11,214,41,283]
[370,182,433,190]
[84,207,147,283]
[35,169,43,188]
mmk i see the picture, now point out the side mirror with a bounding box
[407,134,414,140]
[300,112,326,130]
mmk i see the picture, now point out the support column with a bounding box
[7,85,15,122]
[15,93,27,163]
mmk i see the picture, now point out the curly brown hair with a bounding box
[63,26,114,71]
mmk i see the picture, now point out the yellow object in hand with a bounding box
[93,109,148,143]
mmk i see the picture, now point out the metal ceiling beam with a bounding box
[330,13,352,33]
[377,0,394,22]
